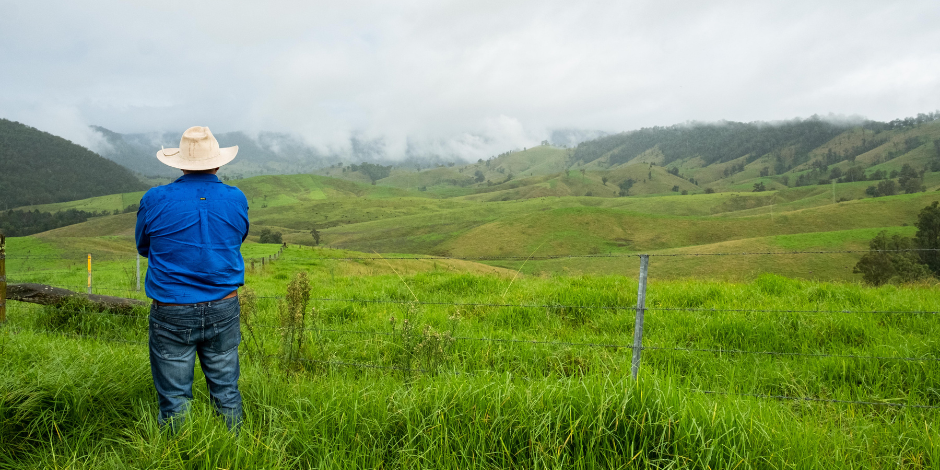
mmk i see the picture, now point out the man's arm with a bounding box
[135,196,150,257]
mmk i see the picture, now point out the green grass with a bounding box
[8,175,940,281]
[2,246,940,467]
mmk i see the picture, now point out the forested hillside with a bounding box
[312,113,940,199]
[571,114,940,169]
[0,119,149,210]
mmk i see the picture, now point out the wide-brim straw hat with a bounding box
[156,126,238,170]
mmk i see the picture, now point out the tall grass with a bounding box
[2,247,939,467]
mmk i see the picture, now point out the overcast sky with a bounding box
[2,0,939,159]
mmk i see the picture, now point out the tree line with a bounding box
[0,205,137,237]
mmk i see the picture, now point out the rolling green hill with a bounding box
[12,168,940,282]
[0,119,149,210]
[305,115,940,208]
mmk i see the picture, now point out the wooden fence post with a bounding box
[0,234,6,323]
[87,254,92,295]
[631,254,649,380]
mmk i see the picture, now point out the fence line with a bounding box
[254,296,940,316]
[10,281,938,317]
[3,323,936,410]
[8,297,939,364]
[6,247,940,264]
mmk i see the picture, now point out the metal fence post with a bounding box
[631,254,649,380]
[136,253,141,292]
[0,234,6,323]
[87,254,92,295]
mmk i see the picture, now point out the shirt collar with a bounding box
[173,173,222,184]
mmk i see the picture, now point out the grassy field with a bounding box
[2,245,939,468]
[15,170,940,283]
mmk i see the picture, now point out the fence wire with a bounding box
[4,323,936,410]
[273,248,940,262]
[254,295,939,316]
[12,247,935,264]
[7,300,937,364]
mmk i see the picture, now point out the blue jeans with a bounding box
[148,296,243,431]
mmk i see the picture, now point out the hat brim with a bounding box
[155,146,239,170]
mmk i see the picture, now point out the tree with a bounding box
[842,166,865,182]
[866,179,898,198]
[897,164,925,194]
[759,167,770,177]
[617,179,635,197]
[671,185,680,192]
[899,176,925,194]
[915,201,940,276]
[601,176,608,186]
[752,182,766,192]
[704,188,715,194]
[258,228,283,244]
[349,162,392,184]
[853,231,930,285]
[310,227,321,245]
[473,170,485,183]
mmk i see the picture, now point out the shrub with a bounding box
[853,231,930,285]
[915,201,940,276]
[259,228,283,244]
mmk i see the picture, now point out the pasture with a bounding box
[2,244,939,468]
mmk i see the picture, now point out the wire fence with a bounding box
[6,247,940,263]
[2,246,940,411]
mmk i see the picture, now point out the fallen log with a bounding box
[7,283,147,314]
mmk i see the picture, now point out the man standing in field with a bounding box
[136,126,249,431]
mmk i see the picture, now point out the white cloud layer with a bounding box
[1,0,938,159]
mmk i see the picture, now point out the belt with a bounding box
[152,290,238,307]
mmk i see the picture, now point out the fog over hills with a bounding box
[89,113,940,193]
[88,125,607,178]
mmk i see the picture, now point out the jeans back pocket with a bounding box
[150,320,194,359]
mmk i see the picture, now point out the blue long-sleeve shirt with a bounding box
[135,173,250,304]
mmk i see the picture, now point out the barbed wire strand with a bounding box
[6,247,940,264]
[251,295,939,316]
[4,321,937,409]
[692,389,940,410]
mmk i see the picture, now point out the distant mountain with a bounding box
[0,119,149,210]
[90,126,339,178]
[571,115,940,170]
[90,126,612,179]
[326,112,940,200]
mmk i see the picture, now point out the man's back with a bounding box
[136,172,249,304]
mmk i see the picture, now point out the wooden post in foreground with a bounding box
[0,234,6,323]
[631,254,649,380]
